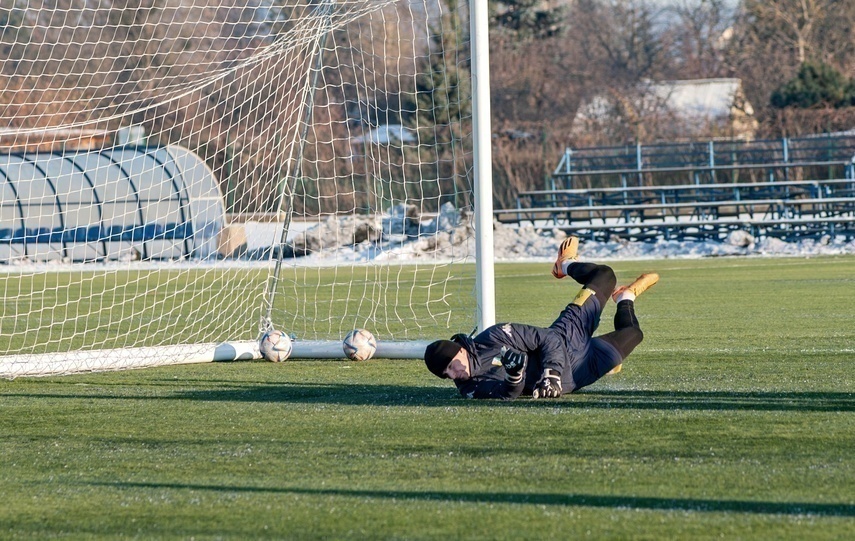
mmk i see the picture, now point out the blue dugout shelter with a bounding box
[0,145,225,262]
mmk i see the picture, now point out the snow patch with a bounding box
[240,205,855,263]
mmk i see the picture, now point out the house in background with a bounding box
[347,124,418,162]
[350,124,417,146]
[573,78,759,142]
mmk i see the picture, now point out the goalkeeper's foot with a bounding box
[551,236,579,279]
[606,364,622,375]
[612,273,660,302]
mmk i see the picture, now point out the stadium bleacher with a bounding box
[495,135,855,241]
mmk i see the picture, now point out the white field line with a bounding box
[644,347,855,354]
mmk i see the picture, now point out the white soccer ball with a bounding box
[259,329,293,362]
[342,329,377,361]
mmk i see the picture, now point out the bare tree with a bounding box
[726,0,855,134]
[664,0,734,79]
[748,0,829,64]
[569,0,670,88]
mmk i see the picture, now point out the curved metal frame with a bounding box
[0,145,223,262]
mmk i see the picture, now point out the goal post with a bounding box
[0,0,495,377]
[470,0,497,332]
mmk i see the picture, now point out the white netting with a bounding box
[0,0,477,376]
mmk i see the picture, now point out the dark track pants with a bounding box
[553,263,644,389]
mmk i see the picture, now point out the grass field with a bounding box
[1,256,853,539]
[0,264,476,354]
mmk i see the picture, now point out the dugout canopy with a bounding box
[0,145,225,263]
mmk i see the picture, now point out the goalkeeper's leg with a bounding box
[562,262,617,308]
[552,238,617,307]
[601,299,643,355]
[548,262,617,350]
[596,299,644,375]
[600,272,659,373]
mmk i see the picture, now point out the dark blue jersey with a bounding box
[451,294,623,398]
[451,322,575,399]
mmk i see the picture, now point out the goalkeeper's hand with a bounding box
[499,346,527,385]
[499,346,526,375]
[532,368,562,399]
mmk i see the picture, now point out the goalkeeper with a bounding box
[423,237,658,400]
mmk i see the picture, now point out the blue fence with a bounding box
[0,223,193,244]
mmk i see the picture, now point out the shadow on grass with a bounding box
[5,383,853,411]
[89,481,855,517]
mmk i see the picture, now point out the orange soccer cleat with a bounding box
[612,273,660,302]
[551,236,579,279]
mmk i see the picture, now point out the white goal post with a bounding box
[0,0,494,377]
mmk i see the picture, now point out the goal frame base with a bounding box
[1,340,432,378]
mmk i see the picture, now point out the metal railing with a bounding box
[552,135,855,188]
[492,135,855,241]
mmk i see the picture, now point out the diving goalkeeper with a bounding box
[423,237,658,400]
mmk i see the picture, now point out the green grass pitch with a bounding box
[1,256,853,539]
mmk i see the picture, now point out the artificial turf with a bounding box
[1,256,853,539]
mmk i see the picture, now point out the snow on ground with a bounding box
[241,203,855,265]
[3,204,854,274]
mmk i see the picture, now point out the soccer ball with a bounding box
[259,329,293,362]
[342,329,377,361]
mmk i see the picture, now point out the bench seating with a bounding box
[546,216,855,242]
[495,179,855,242]
[518,179,855,208]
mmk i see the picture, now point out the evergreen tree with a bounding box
[410,1,471,145]
[845,78,855,107]
[770,62,850,108]
[490,0,565,40]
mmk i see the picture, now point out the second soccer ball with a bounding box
[342,329,377,361]
[259,329,293,362]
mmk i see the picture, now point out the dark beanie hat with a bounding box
[424,339,462,378]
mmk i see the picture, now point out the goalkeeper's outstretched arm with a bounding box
[453,347,527,400]
[424,337,527,400]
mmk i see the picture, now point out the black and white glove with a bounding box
[532,368,562,399]
[499,346,527,385]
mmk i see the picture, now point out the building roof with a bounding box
[350,124,417,145]
[574,78,758,140]
[577,78,753,122]
[651,78,753,118]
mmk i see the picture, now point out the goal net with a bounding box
[0,0,482,377]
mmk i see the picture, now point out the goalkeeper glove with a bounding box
[532,368,562,399]
[498,346,527,385]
